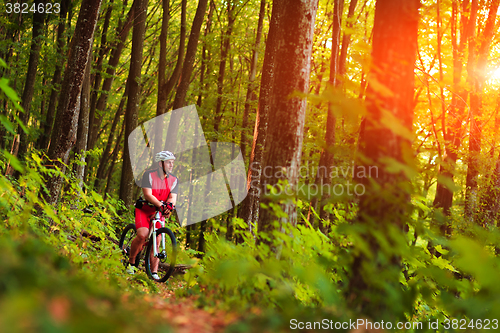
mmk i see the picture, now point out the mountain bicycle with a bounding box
[118,204,177,282]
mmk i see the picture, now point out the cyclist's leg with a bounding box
[129,227,148,264]
[149,234,162,273]
[129,208,152,265]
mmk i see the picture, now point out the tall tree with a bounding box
[257,0,319,232]
[74,56,92,188]
[464,0,498,221]
[154,0,187,151]
[239,0,266,161]
[93,85,127,191]
[17,7,46,163]
[119,0,148,207]
[38,0,70,151]
[213,0,236,135]
[86,3,134,154]
[433,0,477,227]
[346,0,419,317]
[44,0,102,205]
[238,0,283,230]
[311,0,343,231]
[164,0,209,152]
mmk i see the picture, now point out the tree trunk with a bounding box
[87,4,134,153]
[482,106,500,223]
[17,8,46,162]
[38,0,69,151]
[119,0,147,207]
[155,0,187,151]
[464,0,497,222]
[213,1,236,135]
[346,0,419,317]
[94,85,127,190]
[257,0,319,233]
[238,0,283,230]
[339,0,358,76]
[74,56,92,188]
[87,0,114,145]
[155,0,171,129]
[164,0,209,152]
[311,0,343,232]
[104,122,125,199]
[433,0,476,227]
[240,0,265,161]
[44,0,102,206]
[162,0,187,100]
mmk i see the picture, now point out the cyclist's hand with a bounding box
[160,202,173,214]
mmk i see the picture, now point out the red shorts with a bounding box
[135,206,165,230]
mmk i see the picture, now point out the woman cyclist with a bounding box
[126,151,178,279]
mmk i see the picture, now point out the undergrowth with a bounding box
[0,151,174,332]
[179,198,500,332]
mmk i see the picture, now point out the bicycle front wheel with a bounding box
[118,224,141,267]
[145,228,177,282]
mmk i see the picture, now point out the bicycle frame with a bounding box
[148,210,167,259]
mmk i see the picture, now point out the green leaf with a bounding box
[0,58,6,68]
[0,78,23,111]
[91,191,103,203]
[0,115,16,135]
[3,151,24,173]
[379,108,414,141]
[434,245,449,255]
[12,112,28,133]
[436,175,460,192]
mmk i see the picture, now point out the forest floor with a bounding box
[137,278,240,333]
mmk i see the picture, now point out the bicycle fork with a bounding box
[149,211,167,259]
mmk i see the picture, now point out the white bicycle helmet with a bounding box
[155,151,176,162]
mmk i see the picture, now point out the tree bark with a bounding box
[347,0,419,317]
[44,0,102,206]
[119,0,147,207]
[74,55,92,188]
[257,0,319,232]
[238,0,283,231]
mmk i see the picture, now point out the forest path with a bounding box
[141,279,240,333]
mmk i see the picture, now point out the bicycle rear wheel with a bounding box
[145,228,177,282]
[118,224,141,267]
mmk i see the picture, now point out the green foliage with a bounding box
[176,195,500,332]
[0,152,174,332]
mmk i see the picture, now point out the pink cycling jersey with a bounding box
[135,169,178,229]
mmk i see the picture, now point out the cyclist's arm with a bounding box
[166,193,177,207]
[142,187,163,208]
